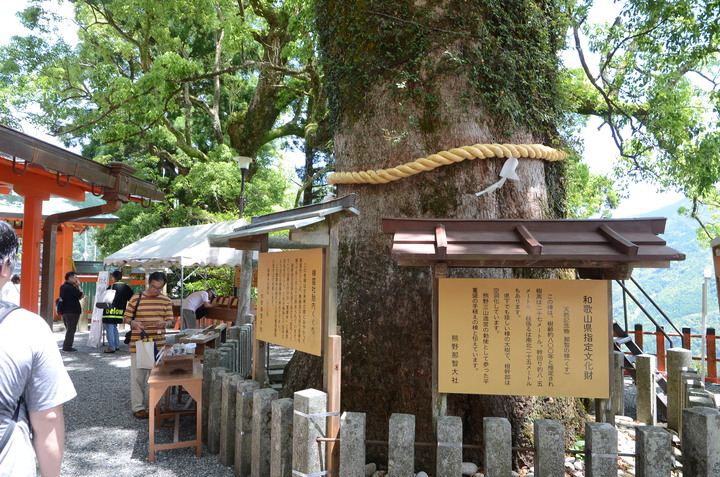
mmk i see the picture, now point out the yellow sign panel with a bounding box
[257,248,324,356]
[439,278,609,398]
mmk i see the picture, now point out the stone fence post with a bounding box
[235,380,260,477]
[585,422,617,477]
[251,388,278,477]
[293,389,327,475]
[635,425,671,477]
[534,419,564,476]
[483,417,510,477]
[271,398,294,477]
[437,416,462,477]
[219,373,241,466]
[388,413,415,476]
[208,367,228,454]
[667,347,692,432]
[635,354,656,425]
[682,407,720,476]
[339,412,365,477]
[202,348,221,440]
[613,351,625,416]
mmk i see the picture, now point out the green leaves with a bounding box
[564,0,720,219]
[0,0,329,256]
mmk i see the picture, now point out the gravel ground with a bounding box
[54,328,234,477]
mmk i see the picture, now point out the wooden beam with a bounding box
[325,335,341,471]
[395,258,674,269]
[290,221,330,246]
[599,225,639,256]
[382,217,669,235]
[431,262,448,441]
[227,234,268,252]
[515,224,542,255]
[435,224,447,255]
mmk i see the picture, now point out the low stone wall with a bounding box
[201,346,720,477]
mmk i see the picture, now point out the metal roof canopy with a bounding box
[382,217,686,279]
[208,194,359,251]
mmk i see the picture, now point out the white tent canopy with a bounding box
[103,219,248,269]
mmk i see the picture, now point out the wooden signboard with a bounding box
[256,248,324,356]
[439,278,610,398]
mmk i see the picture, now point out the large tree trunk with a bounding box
[284,0,584,469]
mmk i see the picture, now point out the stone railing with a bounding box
[197,345,720,477]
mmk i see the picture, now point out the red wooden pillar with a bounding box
[708,328,717,383]
[656,327,667,373]
[634,324,644,351]
[52,225,75,313]
[20,195,44,313]
[682,327,692,350]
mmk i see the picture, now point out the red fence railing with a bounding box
[626,325,718,384]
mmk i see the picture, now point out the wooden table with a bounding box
[147,359,203,462]
[176,331,221,360]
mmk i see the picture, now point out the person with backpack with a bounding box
[101,270,134,353]
[0,220,77,476]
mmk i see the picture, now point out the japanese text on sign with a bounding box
[439,278,609,398]
[256,248,323,356]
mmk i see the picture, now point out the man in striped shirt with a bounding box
[123,271,174,419]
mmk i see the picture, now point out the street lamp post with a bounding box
[235,156,252,217]
[702,267,712,381]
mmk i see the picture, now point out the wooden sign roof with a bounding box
[209,194,359,251]
[382,217,685,279]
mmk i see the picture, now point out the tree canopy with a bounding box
[563,0,720,232]
[1,0,720,242]
[0,0,331,252]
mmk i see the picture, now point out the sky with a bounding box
[0,1,685,218]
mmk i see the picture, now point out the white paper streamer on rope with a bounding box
[475,156,519,197]
[87,270,109,348]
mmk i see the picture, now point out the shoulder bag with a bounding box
[124,293,142,344]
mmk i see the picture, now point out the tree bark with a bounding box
[284,0,584,469]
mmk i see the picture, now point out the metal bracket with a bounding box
[11,156,28,176]
[55,171,71,187]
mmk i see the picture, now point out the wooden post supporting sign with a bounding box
[326,335,341,470]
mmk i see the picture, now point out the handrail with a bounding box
[614,279,677,348]
[628,276,684,337]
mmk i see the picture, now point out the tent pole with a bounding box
[180,265,185,328]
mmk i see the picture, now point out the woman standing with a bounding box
[59,271,84,352]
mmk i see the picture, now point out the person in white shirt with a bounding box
[0,274,20,305]
[0,220,77,476]
[181,289,217,329]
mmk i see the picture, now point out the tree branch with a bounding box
[161,116,210,162]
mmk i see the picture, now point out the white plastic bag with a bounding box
[87,271,109,348]
[136,338,157,369]
[95,288,116,309]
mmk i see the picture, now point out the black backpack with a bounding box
[0,300,22,453]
